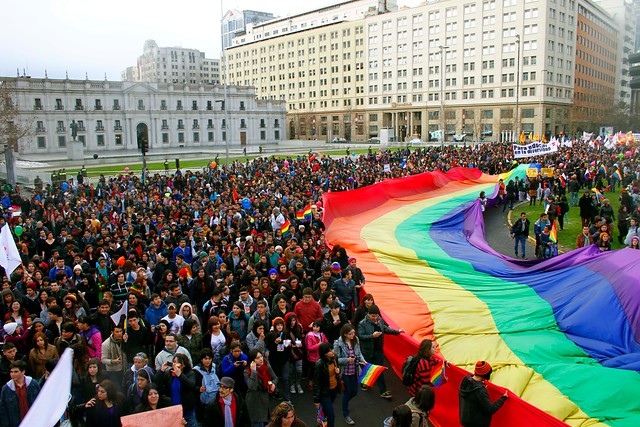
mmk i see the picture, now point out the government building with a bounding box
[224,0,635,143]
[1,76,286,156]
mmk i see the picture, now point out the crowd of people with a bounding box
[0,139,637,427]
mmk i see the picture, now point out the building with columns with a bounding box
[1,76,285,155]
[226,0,630,142]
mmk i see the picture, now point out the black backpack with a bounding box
[401,354,421,386]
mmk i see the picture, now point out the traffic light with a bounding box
[137,132,149,154]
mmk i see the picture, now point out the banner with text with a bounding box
[512,141,558,158]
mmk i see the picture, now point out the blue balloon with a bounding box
[290,171,296,176]
[61,182,69,191]
[241,197,251,210]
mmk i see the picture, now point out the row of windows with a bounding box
[37,118,279,133]
[31,98,242,112]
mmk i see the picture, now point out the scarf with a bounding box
[220,394,235,427]
[255,362,271,390]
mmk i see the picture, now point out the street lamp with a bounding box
[439,45,449,148]
[220,0,230,165]
[515,35,521,143]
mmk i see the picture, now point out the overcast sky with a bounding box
[1,0,421,81]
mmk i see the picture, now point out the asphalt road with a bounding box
[287,204,531,426]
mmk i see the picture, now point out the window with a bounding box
[36,121,45,132]
[114,120,122,131]
[137,100,144,110]
[208,132,214,142]
[34,98,42,110]
[58,136,66,147]
[240,101,246,111]
[162,133,169,144]
[113,99,120,110]
[193,132,200,142]
[177,100,183,110]
[192,101,198,110]
[178,133,184,143]
[37,136,46,148]
[94,99,102,110]
[96,120,104,131]
[75,99,83,110]
[55,99,63,110]
[522,109,535,118]
[161,100,167,110]
[115,134,122,145]
[482,110,493,119]
[178,119,184,130]
[96,135,104,146]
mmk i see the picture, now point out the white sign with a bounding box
[512,141,558,159]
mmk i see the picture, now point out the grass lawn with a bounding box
[515,190,625,252]
[66,148,378,177]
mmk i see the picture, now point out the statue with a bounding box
[70,120,78,141]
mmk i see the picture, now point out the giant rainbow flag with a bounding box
[323,165,640,427]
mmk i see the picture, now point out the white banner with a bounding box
[512,141,558,159]
[0,225,22,275]
[20,348,73,427]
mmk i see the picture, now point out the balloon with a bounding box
[14,226,23,237]
[165,192,170,198]
[625,151,632,157]
[211,161,217,168]
[590,161,596,166]
[284,160,289,167]
[61,182,69,191]
[290,171,296,176]
[618,154,624,159]
[559,163,564,168]
[124,167,130,172]
[241,198,251,210]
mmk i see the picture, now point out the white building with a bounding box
[222,9,277,49]
[122,40,221,85]
[2,76,286,155]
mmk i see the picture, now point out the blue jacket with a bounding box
[0,376,40,427]
[145,300,168,328]
[193,364,220,405]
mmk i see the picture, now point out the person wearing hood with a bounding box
[101,324,126,386]
[313,342,341,427]
[248,299,270,334]
[458,361,508,427]
[2,323,29,356]
[0,360,40,427]
[77,315,102,360]
[154,332,192,370]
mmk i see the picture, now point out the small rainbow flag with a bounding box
[280,219,291,238]
[303,204,312,221]
[599,164,607,176]
[430,361,446,388]
[614,169,623,181]
[592,188,604,201]
[558,175,566,188]
[549,219,558,244]
[296,209,305,221]
[358,363,386,387]
[317,406,327,427]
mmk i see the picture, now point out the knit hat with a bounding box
[199,251,208,260]
[268,268,278,276]
[65,294,77,303]
[3,323,17,336]
[284,312,296,325]
[178,267,191,278]
[348,257,356,264]
[26,282,37,291]
[272,317,284,327]
[32,319,44,328]
[73,264,83,271]
[331,262,341,273]
[474,361,492,376]
[117,256,126,267]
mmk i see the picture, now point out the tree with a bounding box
[0,79,33,186]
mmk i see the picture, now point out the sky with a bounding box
[1,0,421,81]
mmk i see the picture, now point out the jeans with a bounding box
[569,192,578,206]
[184,409,197,427]
[341,374,358,417]
[274,360,291,400]
[371,352,387,393]
[514,235,526,256]
[320,388,338,427]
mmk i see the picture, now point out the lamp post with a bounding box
[439,45,449,148]
[515,35,521,143]
[220,0,230,165]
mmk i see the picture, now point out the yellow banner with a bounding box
[526,168,539,178]
[540,168,554,178]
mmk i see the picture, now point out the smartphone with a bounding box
[167,361,173,367]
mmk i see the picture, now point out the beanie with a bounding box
[272,317,284,327]
[65,294,77,303]
[268,268,278,276]
[474,361,492,376]
[331,262,341,272]
[348,257,356,263]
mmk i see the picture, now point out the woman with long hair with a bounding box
[334,324,367,425]
[405,384,436,427]
[313,342,341,427]
[155,352,201,427]
[179,318,203,358]
[245,348,278,427]
[203,316,226,365]
[28,331,59,378]
[408,340,442,397]
[265,317,291,401]
[284,313,305,395]
[265,401,307,427]
[81,358,107,402]
[83,379,125,427]
[4,300,29,327]
[134,383,171,413]
[192,267,213,312]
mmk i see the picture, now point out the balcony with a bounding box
[240,123,247,129]
[36,126,46,133]
[137,105,145,111]
[206,106,213,111]
[207,124,214,129]
[160,105,168,110]
[193,124,200,129]
[177,124,185,130]
[161,125,169,130]
[95,105,103,111]
[34,105,43,110]
[114,126,122,131]
[56,126,66,132]
[192,106,198,111]
[95,126,105,132]
[55,105,64,111]
[177,105,183,110]
[75,105,84,111]
[260,123,266,128]
[113,105,121,110]
[240,106,246,111]
[78,126,86,132]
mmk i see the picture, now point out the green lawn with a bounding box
[515,190,625,252]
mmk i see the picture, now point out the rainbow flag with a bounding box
[317,406,327,427]
[303,204,312,221]
[358,363,386,387]
[558,176,566,188]
[296,209,305,221]
[599,164,607,176]
[431,362,446,388]
[280,219,291,238]
[614,169,623,181]
[592,187,604,201]
[549,219,558,244]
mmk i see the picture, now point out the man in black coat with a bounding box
[510,212,531,259]
[203,377,251,427]
[459,361,508,427]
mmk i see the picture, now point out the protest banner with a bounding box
[121,405,183,427]
[512,141,558,158]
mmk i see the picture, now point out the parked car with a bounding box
[331,137,347,143]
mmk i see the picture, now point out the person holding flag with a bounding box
[313,342,341,427]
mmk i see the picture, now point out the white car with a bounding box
[409,138,425,146]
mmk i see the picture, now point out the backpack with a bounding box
[401,354,421,386]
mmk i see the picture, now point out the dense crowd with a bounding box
[0,140,638,427]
